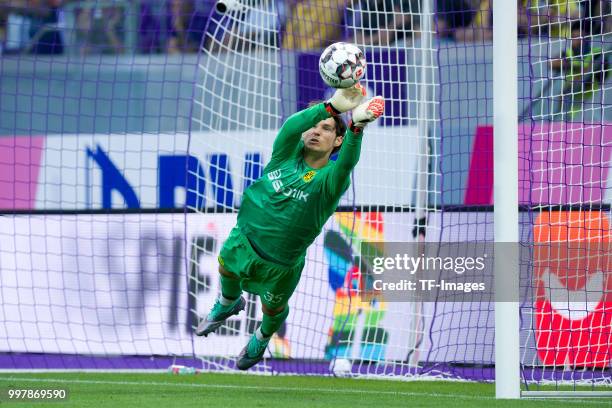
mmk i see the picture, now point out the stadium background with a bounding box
[0,0,611,387]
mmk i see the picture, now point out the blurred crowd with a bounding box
[0,0,610,55]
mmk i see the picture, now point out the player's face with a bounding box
[303,117,342,155]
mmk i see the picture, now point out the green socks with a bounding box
[220,274,241,303]
[260,306,289,337]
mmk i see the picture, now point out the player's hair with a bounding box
[308,100,347,155]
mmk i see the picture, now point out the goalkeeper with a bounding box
[196,83,384,370]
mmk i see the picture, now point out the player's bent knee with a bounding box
[262,303,287,316]
[219,265,239,279]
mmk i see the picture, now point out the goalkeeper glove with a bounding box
[348,96,385,132]
[325,83,366,115]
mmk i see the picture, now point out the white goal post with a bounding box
[493,0,520,399]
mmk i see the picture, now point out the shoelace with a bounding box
[247,336,268,357]
[209,300,228,318]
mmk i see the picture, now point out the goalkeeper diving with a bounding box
[196,83,384,370]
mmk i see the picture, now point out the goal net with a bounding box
[519,0,612,394]
[189,0,612,391]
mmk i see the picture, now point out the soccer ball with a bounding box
[319,42,366,89]
[329,358,353,377]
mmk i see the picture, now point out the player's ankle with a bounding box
[219,294,239,306]
[255,327,272,341]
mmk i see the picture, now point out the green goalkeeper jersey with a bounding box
[237,103,363,265]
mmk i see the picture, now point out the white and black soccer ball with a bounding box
[329,358,353,377]
[319,42,366,89]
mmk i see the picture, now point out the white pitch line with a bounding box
[0,376,610,405]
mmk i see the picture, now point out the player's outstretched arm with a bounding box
[325,96,385,198]
[270,85,365,164]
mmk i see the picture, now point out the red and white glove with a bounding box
[325,83,366,115]
[349,96,385,132]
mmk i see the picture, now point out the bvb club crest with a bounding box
[303,170,316,182]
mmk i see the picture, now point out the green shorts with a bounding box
[218,227,305,308]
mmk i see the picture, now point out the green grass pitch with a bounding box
[0,372,610,407]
